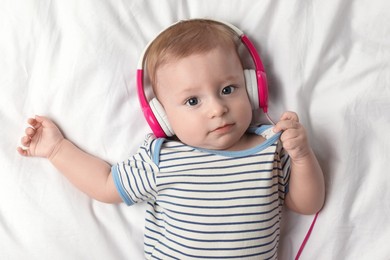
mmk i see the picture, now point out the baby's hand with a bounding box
[273,111,310,162]
[17,116,64,159]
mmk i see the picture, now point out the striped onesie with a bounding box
[112,125,290,259]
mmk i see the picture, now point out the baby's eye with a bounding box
[222,85,235,95]
[186,97,199,106]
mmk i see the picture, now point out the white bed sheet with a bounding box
[2,0,390,259]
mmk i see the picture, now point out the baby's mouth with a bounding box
[212,123,234,133]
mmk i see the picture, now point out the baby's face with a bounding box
[155,46,253,150]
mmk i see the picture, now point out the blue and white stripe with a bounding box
[112,126,290,259]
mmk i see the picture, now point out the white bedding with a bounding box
[2,0,390,259]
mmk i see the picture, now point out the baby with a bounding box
[18,19,324,259]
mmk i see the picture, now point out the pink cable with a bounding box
[295,212,319,260]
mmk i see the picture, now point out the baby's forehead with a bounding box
[159,43,238,68]
[152,44,243,97]
[157,47,242,81]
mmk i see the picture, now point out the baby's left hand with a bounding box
[273,111,310,162]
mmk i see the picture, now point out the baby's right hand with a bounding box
[17,115,64,159]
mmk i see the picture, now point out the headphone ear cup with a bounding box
[244,69,259,110]
[149,98,175,137]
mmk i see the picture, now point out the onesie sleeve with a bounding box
[111,134,160,206]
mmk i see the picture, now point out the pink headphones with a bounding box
[136,19,269,138]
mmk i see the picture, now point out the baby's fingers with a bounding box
[17,134,32,156]
[20,135,31,147]
[272,111,300,133]
[25,126,36,137]
[280,111,299,122]
[27,117,42,129]
[17,147,29,156]
[273,119,300,133]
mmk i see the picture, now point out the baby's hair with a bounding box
[145,19,241,89]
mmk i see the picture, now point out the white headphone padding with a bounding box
[244,69,259,110]
[149,98,175,137]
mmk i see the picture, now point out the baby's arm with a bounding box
[273,112,325,215]
[17,116,121,203]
